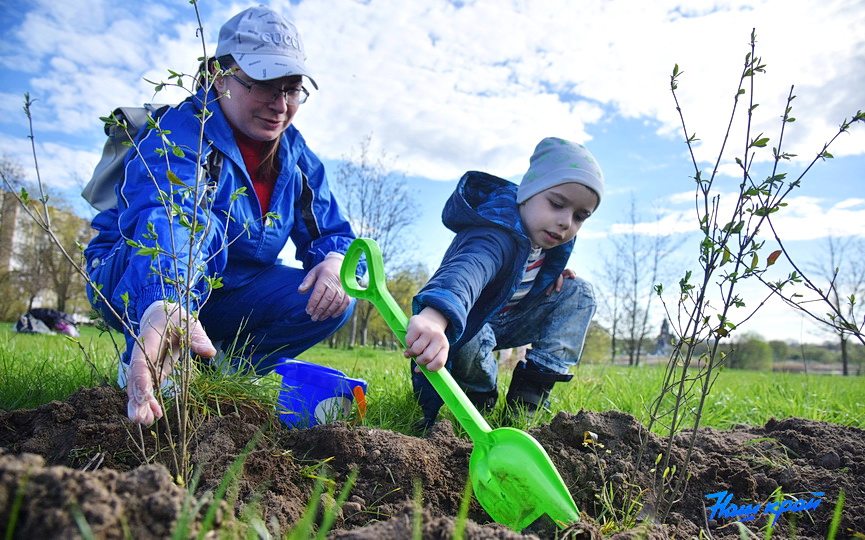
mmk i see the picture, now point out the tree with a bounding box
[849,342,865,375]
[15,216,52,310]
[597,196,682,366]
[804,237,865,376]
[767,339,789,360]
[579,321,612,365]
[4,182,93,315]
[1,155,49,312]
[332,134,419,346]
[596,244,626,363]
[371,263,429,349]
[636,34,863,521]
[726,331,772,370]
[327,262,428,350]
[40,202,93,313]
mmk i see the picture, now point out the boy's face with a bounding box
[518,183,598,249]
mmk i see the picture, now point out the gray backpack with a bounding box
[82,103,222,211]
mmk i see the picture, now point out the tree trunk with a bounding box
[610,321,618,364]
[349,308,358,347]
[840,334,849,376]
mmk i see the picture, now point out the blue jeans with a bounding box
[90,254,353,375]
[412,276,596,419]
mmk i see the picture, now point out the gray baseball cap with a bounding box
[215,5,318,89]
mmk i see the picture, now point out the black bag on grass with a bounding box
[14,313,53,334]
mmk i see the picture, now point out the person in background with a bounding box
[84,6,360,425]
[403,137,602,430]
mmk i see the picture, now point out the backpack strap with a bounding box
[82,104,170,211]
[296,163,321,238]
[84,102,224,211]
[197,149,224,207]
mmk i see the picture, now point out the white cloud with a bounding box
[769,197,865,240]
[627,190,865,242]
[835,198,865,210]
[4,0,862,186]
[0,132,99,192]
[299,0,864,181]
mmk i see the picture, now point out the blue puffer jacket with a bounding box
[84,88,357,321]
[412,171,573,351]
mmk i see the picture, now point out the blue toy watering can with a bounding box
[275,358,367,428]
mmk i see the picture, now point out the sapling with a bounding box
[3,0,272,484]
[635,29,864,524]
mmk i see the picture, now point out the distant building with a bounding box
[655,319,673,356]
[0,190,26,272]
[0,190,93,314]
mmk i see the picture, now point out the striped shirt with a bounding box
[500,247,545,312]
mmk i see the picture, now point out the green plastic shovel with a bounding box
[340,238,580,531]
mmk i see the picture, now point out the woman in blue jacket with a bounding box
[85,6,359,424]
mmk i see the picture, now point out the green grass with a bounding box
[561,363,865,432]
[3,322,863,435]
[0,323,120,411]
[297,345,865,434]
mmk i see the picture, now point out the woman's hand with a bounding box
[298,252,351,321]
[404,307,450,372]
[126,301,217,424]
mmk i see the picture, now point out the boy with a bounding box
[404,137,602,429]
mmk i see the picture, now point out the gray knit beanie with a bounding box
[516,137,604,205]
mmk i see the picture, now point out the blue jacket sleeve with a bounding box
[412,228,513,344]
[290,146,359,271]
[115,111,228,319]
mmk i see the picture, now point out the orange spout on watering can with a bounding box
[340,238,580,531]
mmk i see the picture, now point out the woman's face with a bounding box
[216,70,303,141]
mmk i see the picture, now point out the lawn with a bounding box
[3,322,863,434]
[303,343,865,432]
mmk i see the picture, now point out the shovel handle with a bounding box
[341,238,409,343]
[340,238,491,440]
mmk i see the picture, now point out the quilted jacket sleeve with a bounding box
[412,227,512,344]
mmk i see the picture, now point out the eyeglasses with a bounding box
[228,74,309,105]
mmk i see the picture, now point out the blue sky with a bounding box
[1,0,863,343]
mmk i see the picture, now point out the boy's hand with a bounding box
[404,306,449,372]
[545,268,576,296]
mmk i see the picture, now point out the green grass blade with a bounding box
[826,490,845,540]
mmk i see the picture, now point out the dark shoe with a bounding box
[466,389,498,414]
[411,360,444,428]
[505,360,573,419]
[412,416,437,436]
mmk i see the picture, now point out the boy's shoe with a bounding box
[412,416,438,436]
[505,359,572,419]
[411,363,444,433]
[466,389,499,414]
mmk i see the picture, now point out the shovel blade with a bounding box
[470,427,579,531]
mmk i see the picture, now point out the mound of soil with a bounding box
[1,385,862,539]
